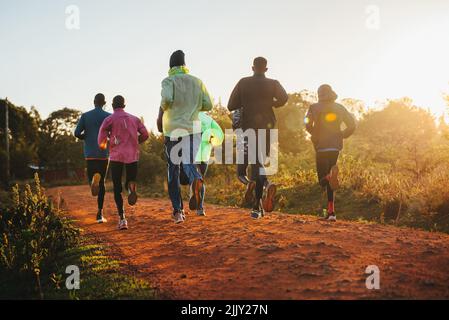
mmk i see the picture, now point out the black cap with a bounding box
[112,95,125,109]
[169,50,185,68]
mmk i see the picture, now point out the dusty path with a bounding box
[49,185,449,300]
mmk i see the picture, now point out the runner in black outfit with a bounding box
[305,84,356,221]
[228,57,288,219]
[232,108,257,206]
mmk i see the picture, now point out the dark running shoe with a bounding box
[251,209,263,219]
[127,181,138,206]
[262,183,277,213]
[251,200,265,219]
[90,173,101,197]
[244,181,256,207]
[238,175,251,185]
[189,179,203,211]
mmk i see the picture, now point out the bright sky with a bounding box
[1,0,449,129]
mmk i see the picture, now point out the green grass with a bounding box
[46,239,158,300]
[0,239,158,300]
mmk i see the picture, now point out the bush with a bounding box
[0,174,80,298]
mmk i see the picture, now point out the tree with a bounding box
[37,108,83,171]
[274,91,312,154]
[340,98,367,120]
[354,98,438,180]
[0,99,39,181]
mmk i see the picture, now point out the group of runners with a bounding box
[74,50,356,229]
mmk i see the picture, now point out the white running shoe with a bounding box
[118,219,128,230]
[173,210,185,224]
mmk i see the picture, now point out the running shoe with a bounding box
[173,210,185,224]
[251,200,265,219]
[118,218,128,230]
[250,208,263,219]
[321,211,337,222]
[244,181,256,206]
[238,175,251,185]
[189,179,203,210]
[262,182,277,213]
[91,173,101,197]
[127,181,138,206]
[196,209,206,217]
[329,165,340,191]
[96,210,107,223]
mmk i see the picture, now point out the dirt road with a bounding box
[49,185,449,299]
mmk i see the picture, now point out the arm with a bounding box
[157,107,164,133]
[137,119,149,144]
[304,107,315,135]
[160,77,174,111]
[273,80,288,108]
[340,106,356,138]
[227,80,241,112]
[74,114,85,140]
[97,117,110,150]
[210,119,225,146]
[200,81,213,111]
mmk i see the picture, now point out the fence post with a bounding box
[4,97,10,188]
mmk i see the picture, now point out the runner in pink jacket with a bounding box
[98,95,149,230]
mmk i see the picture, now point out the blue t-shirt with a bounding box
[74,107,111,159]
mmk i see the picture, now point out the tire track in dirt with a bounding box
[49,185,449,299]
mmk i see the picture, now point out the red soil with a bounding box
[49,185,449,300]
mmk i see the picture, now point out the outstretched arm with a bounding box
[273,80,289,108]
[157,107,164,133]
[304,108,315,135]
[137,119,149,144]
[341,106,356,138]
[74,114,85,140]
[160,78,174,111]
[227,80,242,112]
[98,117,111,150]
[200,81,213,112]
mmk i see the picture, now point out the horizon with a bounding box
[1,0,449,129]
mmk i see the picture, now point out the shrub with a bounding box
[0,174,80,298]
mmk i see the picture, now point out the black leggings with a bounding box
[316,151,339,202]
[250,129,271,208]
[110,161,138,217]
[86,160,108,210]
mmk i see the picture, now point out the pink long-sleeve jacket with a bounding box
[98,108,149,164]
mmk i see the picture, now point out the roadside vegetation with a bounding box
[0,174,157,299]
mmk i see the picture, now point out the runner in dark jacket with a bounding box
[74,93,111,223]
[228,57,288,219]
[305,84,356,221]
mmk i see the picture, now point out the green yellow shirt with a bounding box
[161,66,213,138]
